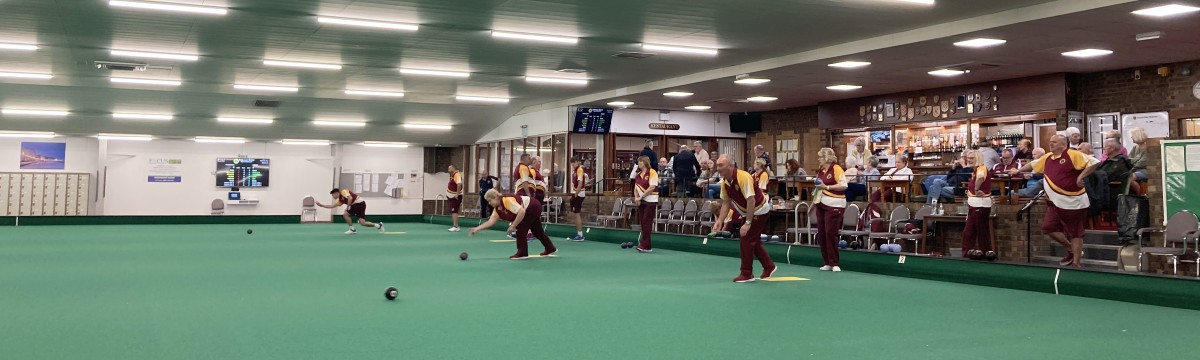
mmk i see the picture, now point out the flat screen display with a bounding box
[870,130,891,142]
[572,108,614,133]
[216,158,270,187]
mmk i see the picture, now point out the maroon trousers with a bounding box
[638,201,656,250]
[961,206,992,257]
[737,213,776,277]
[513,199,556,256]
[815,203,844,266]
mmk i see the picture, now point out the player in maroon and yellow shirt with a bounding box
[712,155,777,283]
[530,156,547,204]
[632,156,659,252]
[567,158,588,242]
[1010,134,1099,267]
[316,188,384,235]
[446,165,464,232]
[962,150,995,260]
[513,154,534,197]
[813,148,848,271]
[469,189,557,260]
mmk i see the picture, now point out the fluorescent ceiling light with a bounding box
[491,31,578,44]
[110,50,199,61]
[828,61,871,68]
[110,78,181,86]
[928,69,966,77]
[217,117,274,125]
[0,43,38,51]
[363,142,409,148]
[108,0,227,15]
[313,120,367,127]
[345,89,405,97]
[0,131,55,138]
[0,72,53,80]
[403,124,452,130]
[1061,49,1114,58]
[234,84,299,92]
[954,38,1007,48]
[399,68,470,78]
[2,109,69,116]
[607,101,634,106]
[827,85,863,91]
[734,78,770,85]
[456,95,510,104]
[263,60,342,70]
[747,96,777,102]
[98,133,152,141]
[524,76,588,85]
[897,0,935,4]
[641,44,718,56]
[317,16,418,31]
[194,136,245,144]
[1132,4,1200,17]
[281,139,332,146]
[685,105,711,111]
[113,113,173,121]
[663,91,694,97]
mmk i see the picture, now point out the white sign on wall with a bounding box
[147,158,183,182]
[1121,112,1170,150]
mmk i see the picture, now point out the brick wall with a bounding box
[423,146,468,174]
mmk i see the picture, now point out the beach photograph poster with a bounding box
[20,142,66,170]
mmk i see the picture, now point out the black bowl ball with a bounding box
[459,252,468,261]
[384,286,398,301]
[246,229,253,235]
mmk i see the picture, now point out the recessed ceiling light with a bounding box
[2,109,69,116]
[313,120,367,127]
[1061,49,1114,58]
[281,139,332,146]
[954,38,1007,48]
[345,89,405,97]
[685,105,711,111]
[316,16,419,31]
[641,44,719,56]
[108,0,227,15]
[663,91,694,97]
[110,77,181,86]
[0,43,38,51]
[217,117,274,125]
[896,0,935,4]
[491,31,578,45]
[363,142,409,148]
[607,101,635,106]
[399,68,471,78]
[456,95,511,104]
[828,61,871,68]
[98,133,152,141]
[1132,4,1200,17]
[403,124,452,130]
[113,113,173,121]
[734,78,771,85]
[194,136,245,144]
[0,131,56,138]
[525,76,588,85]
[827,85,863,91]
[0,72,53,80]
[928,69,966,77]
[747,96,777,102]
[110,50,199,61]
[263,60,342,70]
[234,84,299,93]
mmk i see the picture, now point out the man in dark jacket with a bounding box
[923,150,977,204]
[640,139,659,171]
[672,145,701,197]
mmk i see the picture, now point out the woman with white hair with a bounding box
[1128,127,1149,194]
[961,150,995,260]
[846,136,867,172]
[1064,127,1083,149]
[814,147,848,272]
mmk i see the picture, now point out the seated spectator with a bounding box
[1017,148,1048,197]
[697,160,723,199]
[1128,127,1149,194]
[1100,130,1128,161]
[869,156,914,203]
[657,157,673,196]
[1098,138,1134,189]
[781,159,807,199]
[923,150,975,204]
[846,156,880,202]
[1014,139,1034,161]
[992,148,1020,195]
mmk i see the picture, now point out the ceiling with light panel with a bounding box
[0,0,1196,145]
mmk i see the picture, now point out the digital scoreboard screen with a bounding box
[572,108,614,133]
[215,158,270,187]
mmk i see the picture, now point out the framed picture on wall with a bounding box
[885,103,895,118]
[19,142,66,170]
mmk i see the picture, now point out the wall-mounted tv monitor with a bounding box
[572,108,614,133]
[216,158,270,187]
[870,130,891,142]
[729,112,763,133]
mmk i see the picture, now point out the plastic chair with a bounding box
[211,198,225,215]
[894,206,934,254]
[301,196,317,222]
